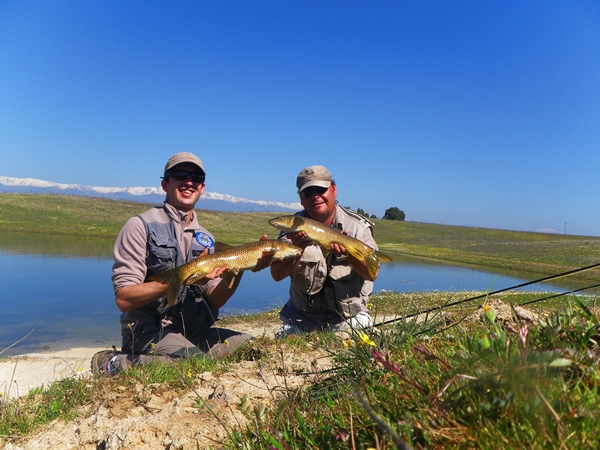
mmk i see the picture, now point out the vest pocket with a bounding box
[146,230,178,273]
[329,263,364,316]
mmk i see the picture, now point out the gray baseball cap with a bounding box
[164,152,205,176]
[296,165,333,193]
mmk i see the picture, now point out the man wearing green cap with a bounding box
[270,165,381,336]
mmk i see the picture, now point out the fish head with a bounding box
[268,215,304,232]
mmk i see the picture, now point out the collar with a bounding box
[163,202,196,228]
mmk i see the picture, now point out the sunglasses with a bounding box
[300,186,329,198]
[165,170,205,183]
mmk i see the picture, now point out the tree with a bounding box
[354,207,371,219]
[383,207,405,221]
[347,206,377,220]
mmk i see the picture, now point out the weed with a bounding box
[3,292,600,449]
[225,293,600,449]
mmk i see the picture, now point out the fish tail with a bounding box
[149,269,185,308]
[373,250,392,263]
[165,282,184,308]
[365,253,380,280]
[365,250,393,280]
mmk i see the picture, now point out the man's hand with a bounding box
[194,266,229,284]
[330,242,348,256]
[253,234,275,272]
[286,231,313,250]
[330,231,349,256]
[189,247,226,284]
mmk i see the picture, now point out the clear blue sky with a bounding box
[1,1,599,236]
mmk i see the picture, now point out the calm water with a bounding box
[0,232,594,355]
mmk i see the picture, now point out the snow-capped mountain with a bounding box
[0,176,302,213]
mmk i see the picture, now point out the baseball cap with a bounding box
[296,165,333,193]
[164,152,205,176]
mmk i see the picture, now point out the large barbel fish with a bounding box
[150,239,302,308]
[268,215,392,280]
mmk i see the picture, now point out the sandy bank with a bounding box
[0,347,108,399]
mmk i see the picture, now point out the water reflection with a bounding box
[0,232,597,355]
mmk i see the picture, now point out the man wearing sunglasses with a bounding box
[93,152,255,376]
[270,165,380,337]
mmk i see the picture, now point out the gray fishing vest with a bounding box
[121,205,217,322]
[286,205,375,321]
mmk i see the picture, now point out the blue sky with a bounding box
[1,1,599,236]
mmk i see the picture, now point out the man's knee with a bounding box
[198,328,253,357]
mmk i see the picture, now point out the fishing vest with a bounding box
[285,205,375,321]
[121,205,217,322]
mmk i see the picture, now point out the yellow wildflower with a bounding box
[343,339,355,348]
[483,304,496,324]
[358,332,376,347]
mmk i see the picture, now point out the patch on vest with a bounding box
[195,232,214,249]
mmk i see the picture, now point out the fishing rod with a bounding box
[373,262,600,328]
[517,282,600,307]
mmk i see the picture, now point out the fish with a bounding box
[150,239,302,308]
[268,214,392,280]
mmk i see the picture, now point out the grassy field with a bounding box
[3,291,600,448]
[2,193,600,448]
[1,193,599,280]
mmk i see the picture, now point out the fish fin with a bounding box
[185,270,209,285]
[150,267,212,308]
[214,241,233,253]
[149,268,177,285]
[222,270,238,289]
[342,244,365,262]
[363,250,393,280]
[314,242,332,259]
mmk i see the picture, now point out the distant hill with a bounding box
[0,176,302,213]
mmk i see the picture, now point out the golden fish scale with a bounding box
[150,239,302,308]
[268,215,392,280]
[298,220,372,253]
[180,240,298,280]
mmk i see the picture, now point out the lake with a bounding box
[0,232,594,355]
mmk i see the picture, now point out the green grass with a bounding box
[1,193,600,446]
[2,292,600,448]
[0,377,92,437]
[226,292,600,449]
[374,219,600,276]
[1,193,600,281]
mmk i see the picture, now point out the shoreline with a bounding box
[1,337,120,357]
[0,316,283,400]
[0,346,109,399]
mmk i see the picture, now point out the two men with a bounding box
[94,159,381,375]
